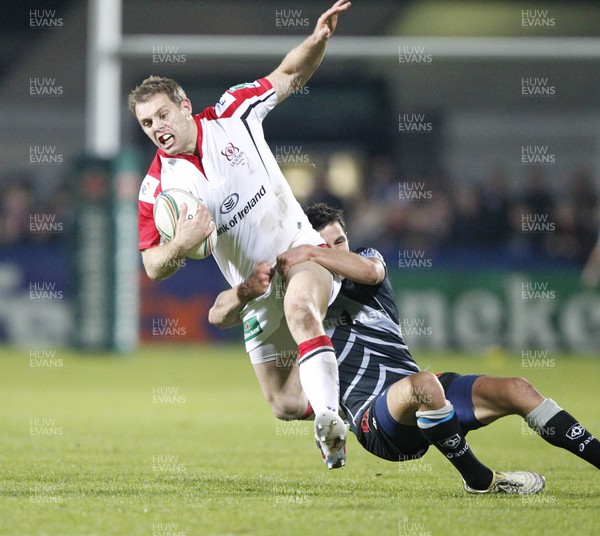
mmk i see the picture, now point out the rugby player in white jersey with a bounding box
[211,203,600,492]
[129,1,351,468]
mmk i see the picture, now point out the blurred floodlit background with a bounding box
[1,0,600,353]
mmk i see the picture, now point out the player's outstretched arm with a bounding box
[266,0,351,103]
[208,262,274,328]
[276,245,384,285]
[142,202,214,281]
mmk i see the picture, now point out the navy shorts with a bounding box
[353,372,483,462]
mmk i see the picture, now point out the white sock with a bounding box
[525,398,562,432]
[298,336,339,415]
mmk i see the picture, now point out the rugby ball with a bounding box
[153,188,217,259]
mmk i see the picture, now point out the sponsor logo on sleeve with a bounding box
[228,82,260,92]
[243,316,263,342]
[139,176,160,203]
[215,91,236,115]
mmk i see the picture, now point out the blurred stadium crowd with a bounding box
[342,158,599,267]
[2,157,597,270]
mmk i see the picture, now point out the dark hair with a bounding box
[128,76,187,115]
[304,202,346,232]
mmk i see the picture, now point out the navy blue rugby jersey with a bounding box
[324,247,420,433]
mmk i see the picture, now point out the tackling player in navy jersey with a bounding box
[211,203,600,493]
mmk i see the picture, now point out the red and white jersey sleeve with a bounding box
[212,78,276,122]
[138,153,163,251]
[137,78,324,288]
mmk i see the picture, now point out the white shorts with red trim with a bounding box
[242,269,341,362]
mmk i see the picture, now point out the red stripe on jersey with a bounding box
[213,78,274,120]
[138,198,160,250]
[138,153,163,250]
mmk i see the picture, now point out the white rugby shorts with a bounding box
[242,269,341,362]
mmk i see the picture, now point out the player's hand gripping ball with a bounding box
[153,188,217,259]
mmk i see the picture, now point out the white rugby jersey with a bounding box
[138,78,323,287]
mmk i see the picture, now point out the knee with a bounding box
[501,377,542,413]
[269,396,305,421]
[410,371,445,405]
[284,299,321,333]
[413,371,442,390]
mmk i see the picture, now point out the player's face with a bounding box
[135,94,196,155]
[318,222,349,252]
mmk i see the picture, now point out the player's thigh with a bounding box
[472,375,544,424]
[386,377,419,426]
[284,260,331,316]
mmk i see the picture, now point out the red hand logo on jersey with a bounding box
[221,142,240,161]
[220,142,247,167]
[360,410,370,434]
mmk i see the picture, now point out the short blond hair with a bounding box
[127,76,187,115]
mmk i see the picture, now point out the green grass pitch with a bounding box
[1,345,598,536]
